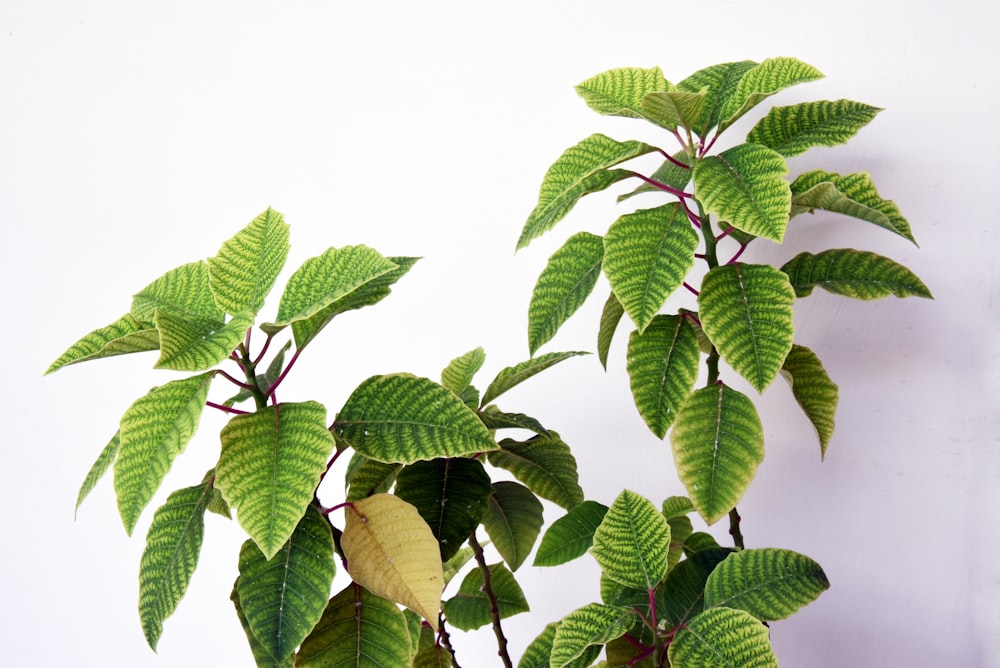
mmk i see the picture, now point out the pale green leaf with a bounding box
[575,66,672,119]
[718,57,825,132]
[345,455,403,502]
[668,607,777,668]
[114,373,213,534]
[153,310,253,371]
[534,500,608,567]
[519,623,559,668]
[551,603,636,668]
[235,506,336,662]
[481,351,588,406]
[131,260,224,323]
[604,203,699,333]
[676,61,757,135]
[781,344,839,458]
[641,90,707,130]
[597,292,625,370]
[705,548,830,621]
[626,314,700,438]
[693,143,791,242]
[661,495,695,520]
[790,170,915,243]
[139,482,212,649]
[296,582,412,668]
[488,433,584,510]
[746,99,882,157]
[781,248,932,300]
[216,402,336,559]
[441,347,486,397]
[518,134,656,249]
[335,374,497,464]
[442,546,475,587]
[528,232,604,355]
[482,481,544,571]
[699,264,796,392]
[443,562,530,631]
[75,431,121,518]
[47,313,159,374]
[207,207,290,316]
[591,490,670,590]
[670,384,765,525]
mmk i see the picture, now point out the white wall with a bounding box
[2,1,996,666]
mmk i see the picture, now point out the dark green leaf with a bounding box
[704,548,830,621]
[345,454,403,502]
[443,562,530,631]
[597,292,625,370]
[781,344,839,458]
[488,433,584,510]
[477,407,550,437]
[482,351,588,406]
[482,481,544,571]
[534,501,609,567]
[551,604,636,668]
[657,548,733,628]
[781,249,932,299]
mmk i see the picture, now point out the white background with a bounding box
[2,1,997,666]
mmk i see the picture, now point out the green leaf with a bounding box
[207,207,290,317]
[75,431,121,518]
[597,292,624,370]
[413,623,449,668]
[551,604,636,668]
[591,490,671,590]
[699,264,796,392]
[519,623,559,668]
[693,143,791,242]
[618,151,692,203]
[641,90,707,130]
[667,607,777,668]
[481,351,588,406]
[394,458,492,561]
[131,260,225,324]
[296,582,412,668]
[335,374,497,464]
[603,203,699,333]
[746,99,882,157]
[704,548,830,621]
[47,313,159,374]
[114,373,213,534]
[518,134,656,249]
[676,61,757,135]
[781,344,839,458]
[789,170,915,243]
[781,249,932,300]
[442,546,475,587]
[661,495,695,520]
[528,232,605,355]
[231,583,294,667]
[534,500,609,567]
[670,384,765,525]
[626,315,700,438]
[273,246,398,330]
[666,515,694,572]
[216,402,336,559]
[575,66,672,120]
[684,532,723,555]
[235,506,336,663]
[345,455,403,502]
[482,481,544,571]
[224,340,292,407]
[138,482,212,649]
[718,57,824,132]
[289,256,420,349]
[153,310,253,371]
[477,407,550,437]
[488,433,584,510]
[441,347,486,397]
[443,562,530,631]
[658,548,733,628]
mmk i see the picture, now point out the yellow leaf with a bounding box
[342,493,444,629]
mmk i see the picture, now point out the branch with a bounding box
[729,506,745,550]
[469,533,513,668]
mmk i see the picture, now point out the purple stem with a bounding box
[629,171,692,200]
[206,401,249,415]
[727,242,750,265]
[266,347,302,402]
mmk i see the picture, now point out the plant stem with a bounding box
[437,613,462,668]
[468,533,513,668]
[628,171,692,200]
[729,507,745,550]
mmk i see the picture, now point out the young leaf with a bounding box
[591,490,671,590]
[442,546,476,587]
[670,384,765,525]
[335,374,497,464]
[781,344,839,458]
[131,260,225,324]
[718,57,825,132]
[597,292,625,369]
[704,548,830,621]
[699,264,796,392]
[746,99,882,157]
[534,500,609,567]
[47,313,159,374]
[693,143,792,242]
[550,603,636,668]
[394,458,492,561]
[441,346,486,397]
[296,582,413,668]
[341,493,444,628]
[114,373,213,534]
[345,455,403,502]
[626,314,700,438]
[230,583,294,668]
[575,66,672,120]
[482,481,544,571]
[153,310,253,372]
[488,433,584,510]
[668,607,777,668]
[235,506,336,663]
[661,495,695,520]
[518,134,656,249]
[603,203,699,333]
[676,60,757,135]
[216,401,336,559]
[481,351,588,406]
[528,232,605,355]
[75,431,121,518]
[640,90,707,130]
[781,249,932,300]
[443,562,530,631]
[207,207,290,317]
[138,482,212,650]
[790,170,915,243]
